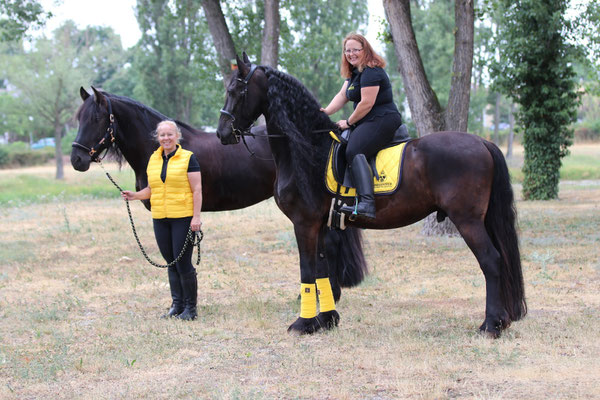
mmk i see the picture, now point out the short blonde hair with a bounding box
[153,120,182,143]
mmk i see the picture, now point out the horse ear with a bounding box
[80,87,90,101]
[236,54,250,77]
[242,51,250,65]
[91,86,106,107]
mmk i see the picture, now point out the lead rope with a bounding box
[97,160,203,268]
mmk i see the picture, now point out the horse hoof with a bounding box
[478,320,504,339]
[287,317,321,335]
[317,311,340,330]
[479,327,500,339]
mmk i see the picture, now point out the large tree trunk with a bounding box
[383,0,444,135]
[445,0,474,132]
[384,0,474,237]
[261,0,279,68]
[201,0,237,85]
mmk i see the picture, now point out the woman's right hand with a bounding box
[121,190,136,201]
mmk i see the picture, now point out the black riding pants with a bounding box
[345,113,403,163]
[153,217,195,275]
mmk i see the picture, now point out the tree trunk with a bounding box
[494,92,501,144]
[201,0,237,85]
[385,0,473,237]
[261,0,280,68]
[445,0,474,133]
[54,122,64,180]
[383,0,444,135]
[506,103,515,158]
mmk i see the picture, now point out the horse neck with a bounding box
[112,99,158,175]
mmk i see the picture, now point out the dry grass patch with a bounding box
[1,177,599,399]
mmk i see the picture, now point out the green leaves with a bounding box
[490,0,579,200]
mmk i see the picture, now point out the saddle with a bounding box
[325,124,411,198]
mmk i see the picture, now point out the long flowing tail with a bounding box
[325,227,368,302]
[483,140,527,321]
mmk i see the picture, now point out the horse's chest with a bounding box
[274,174,299,208]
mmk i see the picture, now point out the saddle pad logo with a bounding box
[325,141,408,197]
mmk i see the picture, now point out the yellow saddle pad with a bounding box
[325,140,408,197]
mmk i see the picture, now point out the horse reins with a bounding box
[73,96,203,269]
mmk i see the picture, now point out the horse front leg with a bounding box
[316,225,340,330]
[287,223,327,335]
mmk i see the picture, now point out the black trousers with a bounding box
[153,217,195,275]
[345,113,403,163]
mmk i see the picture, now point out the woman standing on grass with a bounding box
[121,120,202,321]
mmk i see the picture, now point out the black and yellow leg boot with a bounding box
[316,277,339,329]
[162,266,184,318]
[177,270,198,321]
[340,154,376,219]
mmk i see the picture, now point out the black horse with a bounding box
[71,87,368,298]
[217,54,527,337]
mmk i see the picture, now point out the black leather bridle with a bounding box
[219,64,285,141]
[72,97,117,162]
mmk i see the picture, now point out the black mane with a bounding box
[263,67,337,198]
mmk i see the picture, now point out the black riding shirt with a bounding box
[160,147,201,183]
[345,66,400,124]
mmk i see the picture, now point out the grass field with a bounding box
[0,144,599,399]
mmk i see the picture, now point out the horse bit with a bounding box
[72,97,202,269]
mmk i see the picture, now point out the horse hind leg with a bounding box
[454,219,511,338]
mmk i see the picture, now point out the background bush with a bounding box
[574,118,600,142]
[0,143,54,168]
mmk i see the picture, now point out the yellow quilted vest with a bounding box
[146,144,194,219]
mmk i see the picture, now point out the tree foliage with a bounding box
[133,0,223,126]
[0,0,50,42]
[131,0,368,127]
[491,0,579,200]
[3,22,116,178]
[279,0,368,109]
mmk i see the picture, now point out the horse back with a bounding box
[410,131,494,214]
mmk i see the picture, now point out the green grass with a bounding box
[508,146,600,183]
[560,154,600,180]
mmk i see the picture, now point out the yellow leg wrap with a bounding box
[300,283,317,319]
[316,278,336,312]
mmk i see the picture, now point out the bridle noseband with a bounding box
[72,97,117,162]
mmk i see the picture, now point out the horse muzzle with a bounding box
[70,150,91,171]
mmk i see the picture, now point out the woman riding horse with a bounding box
[217,53,526,338]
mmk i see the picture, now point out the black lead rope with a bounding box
[98,160,203,268]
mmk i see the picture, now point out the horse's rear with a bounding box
[361,131,526,337]
[359,131,493,229]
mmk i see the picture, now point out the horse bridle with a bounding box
[219,63,261,141]
[72,97,117,162]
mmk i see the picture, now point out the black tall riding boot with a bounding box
[177,270,198,321]
[162,266,184,318]
[340,154,376,219]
